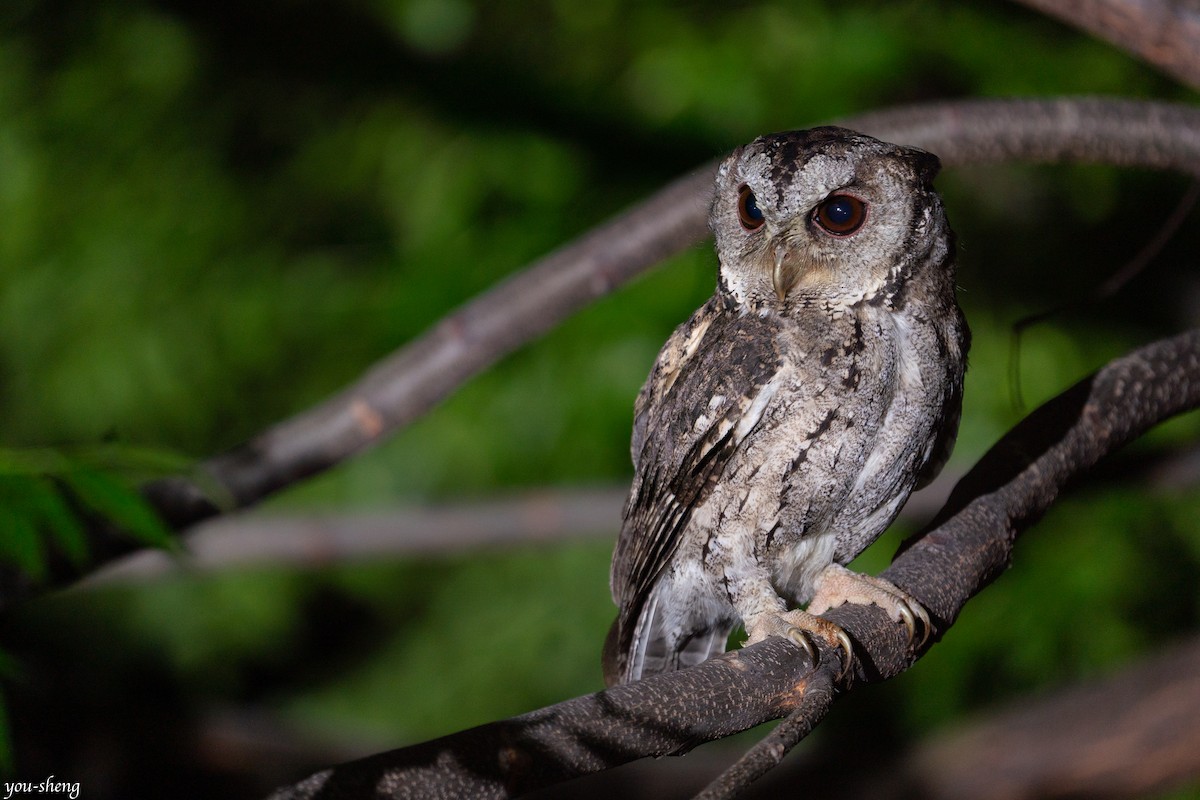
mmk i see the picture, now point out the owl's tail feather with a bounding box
[676,625,732,671]
[604,593,732,685]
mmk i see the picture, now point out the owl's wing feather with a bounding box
[607,298,783,680]
[914,313,970,490]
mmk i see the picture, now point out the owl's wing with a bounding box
[607,298,783,679]
[914,313,970,490]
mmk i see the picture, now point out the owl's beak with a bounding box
[772,239,798,300]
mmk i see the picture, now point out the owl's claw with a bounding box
[809,563,933,650]
[745,610,855,680]
[908,597,933,648]
[786,624,854,680]
[784,625,818,664]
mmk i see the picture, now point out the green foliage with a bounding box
[0,446,180,579]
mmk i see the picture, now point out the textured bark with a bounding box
[265,329,1200,800]
[266,637,829,800]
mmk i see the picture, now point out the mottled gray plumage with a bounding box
[604,127,969,685]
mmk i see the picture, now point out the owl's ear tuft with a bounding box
[908,148,942,185]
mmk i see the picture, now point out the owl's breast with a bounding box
[750,301,963,597]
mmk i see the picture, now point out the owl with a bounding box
[603,127,968,686]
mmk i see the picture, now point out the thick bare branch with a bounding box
[265,328,1200,800]
[1013,0,1200,90]
[148,98,1200,532]
[717,633,1200,800]
[175,630,1200,798]
[267,636,830,800]
[690,672,835,800]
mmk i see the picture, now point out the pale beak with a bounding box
[772,239,794,301]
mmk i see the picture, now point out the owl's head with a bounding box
[710,126,951,310]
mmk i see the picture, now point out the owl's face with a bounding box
[711,127,946,310]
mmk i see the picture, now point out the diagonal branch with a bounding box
[693,632,1200,800]
[150,98,1200,530]
[1012,0,1200,90]
[697,326,1200,797]
[265,328,1200,800]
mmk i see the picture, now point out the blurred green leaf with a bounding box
[19,477,87,567]
[0,499,45,581]
[0,446,179,578]
[59,466,172,550]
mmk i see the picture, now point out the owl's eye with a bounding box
[737,184,765,231]
[813,194,867,236]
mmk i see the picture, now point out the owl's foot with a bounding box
[807,563,931,648]
[743,609,854,677]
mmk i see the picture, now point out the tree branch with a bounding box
[83,488,628,584]
[1012,0,1200,90]
[87,437,1200,585]
[264,328,1200,800]
[170,630,1200,798]
[88,468,968,584]
[710,632,1200,800]
[149,98,1200,529]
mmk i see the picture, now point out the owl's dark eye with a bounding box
[737,184,765,231]
[813,194,867,236]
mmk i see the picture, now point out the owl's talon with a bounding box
[913,601,933,649]
[746,611,854,679]
[834,628,854,679]
[810,564,934,651]
[893,595,932,649]
[796,618,854,681]
[784,625,818,663]
[896,601,916,640]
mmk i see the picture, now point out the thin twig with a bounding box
[82,488,628,584]
[84,435,1200,584]
[1008,179,1200,410]
[691,670,836,800]
[87,469,967,584]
